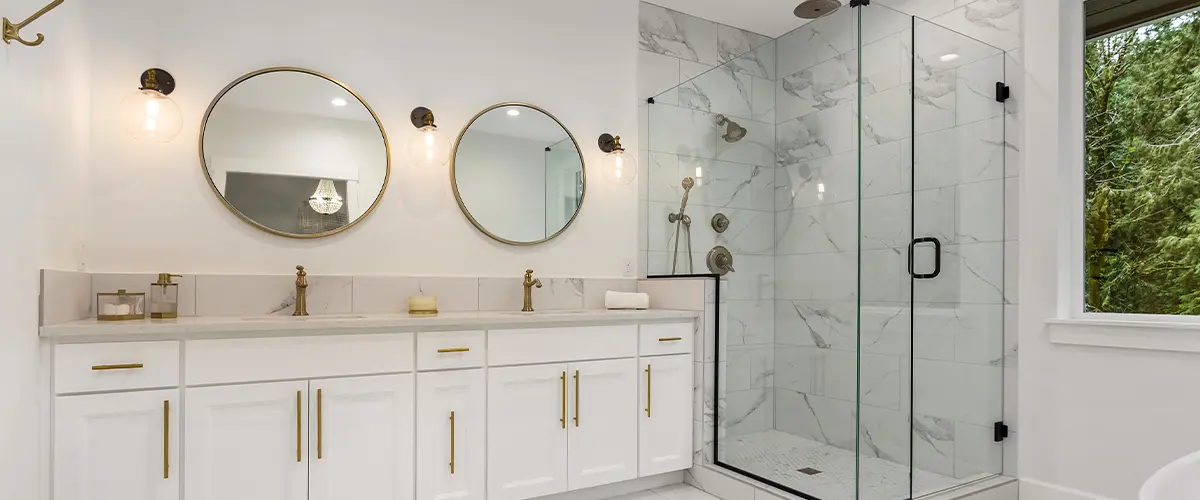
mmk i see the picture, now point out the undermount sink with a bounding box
[241,314,367,321]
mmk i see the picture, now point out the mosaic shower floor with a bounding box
[720,430,968,500]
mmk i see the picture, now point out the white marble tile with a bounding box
[912,358,1002,426]
[862,140,906,199]
[859,302,911,357]
[195,274,349,316]
[860,193,911,250]
[956,53,1006,127]
[41,269,92,325]
[861,85,913,146]
[351,277,479,313]
[1004,112,1020,178]
[775,299,856,351]
[777,55,857,123]
[857,30,913,96]
[956,179,1005,243]
[930,0,1021,53]
[954,422,1004,478]
[776,8,854,78]
[722,254,774,301]
[913,115,1007,190]
[649,153,775,211]
[777,104,857,166]
[725,388,773,436]
[93,273,198,317]
[936,242,1005,304]
[774,346,819,393]
[773,390,857,450]
[912,18,1005,80]
[860,248,909,303]
[827,350,901,409]
[683,466,756,500]
[648,203,775,256]
[775,252,857,302]
[1004,176,1018,241]
[727,345,774,392]
[648,103,718,160]
[858,0,914,47]
[917,185,957,245]
[478,277,583,311]
[915,303,1004,365]
[859,405,911,464]
[915,70,958,135]
[1004,241,1017,305]
[912,413,958,477]
[679,61,754,121]
[776,202,857,255]
[726,299,773,346]
[582,279,638,309]
[775,151,857,210]
[654,482,724,500]
[639,50,682,102]
[876,0,957,19]
[751,76,775,124]
[717,25,773,79]
[638,278,706,311]
[638,2,719,65]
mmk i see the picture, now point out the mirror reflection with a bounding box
[452,103,584,245]
[201,68,390,238]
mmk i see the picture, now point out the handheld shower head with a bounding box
[715,114,748,143]
[682,176,695,191]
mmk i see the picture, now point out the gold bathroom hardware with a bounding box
[91,363,143,371]
[294,265,308,317]
[2,0,63,47]
[163,400,170,479]
[437,347,470,353]
[317,389,323,459]
[296,391,302,462]
[645,364,652,418]
[523,269,543,312]
[449,411,456,474]
[658,337,683,342]
[573,370,580,427]
[560,371,567,429]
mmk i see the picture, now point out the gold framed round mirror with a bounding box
[199,67,391,238]
[450,102,586,246]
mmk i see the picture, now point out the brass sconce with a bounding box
[3,0,64,47]
[598,133,638,185]
[408,106,451,169]
[119,69,183,143]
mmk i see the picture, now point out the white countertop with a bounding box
[40,309,700,342]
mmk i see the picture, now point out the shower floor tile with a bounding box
[719,430,966,500]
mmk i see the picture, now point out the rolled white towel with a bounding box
[605,291,650,310]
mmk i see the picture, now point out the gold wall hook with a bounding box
[2,0,64,47]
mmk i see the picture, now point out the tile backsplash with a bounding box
[39,271,639,325]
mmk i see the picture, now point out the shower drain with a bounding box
[797,467,823,476]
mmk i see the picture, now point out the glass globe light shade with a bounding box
[407,125,452,168]
[119,89,183,142]
[601,149,638,185]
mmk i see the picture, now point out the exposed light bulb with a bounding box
[602,149,638,185]
[119,89,182,142]
[408,124,450,169]
[144,98,160,132]
[331,97,347,107]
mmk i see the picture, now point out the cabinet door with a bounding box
[55,389,179,500]
[487,364,569,500]
[310,374,414,500]
[638,354,693,476]
[417,369,486,500]
[185,381,308,500]
[567,358,637,490]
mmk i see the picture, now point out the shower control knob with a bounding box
[707,246,735,276]
[712,213,730,233]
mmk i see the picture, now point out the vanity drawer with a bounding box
[488,325,637,366]
[55,341,180,394]
[416,330,485,370]
[186,333,414,385]
[639,323,693,356]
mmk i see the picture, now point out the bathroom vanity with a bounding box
[41,310,697,500]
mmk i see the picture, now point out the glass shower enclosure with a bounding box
[645,3,1008,500]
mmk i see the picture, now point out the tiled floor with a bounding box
[606,484,722,500]
[719,430,968,500]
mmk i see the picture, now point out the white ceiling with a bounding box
[648,0,823,38]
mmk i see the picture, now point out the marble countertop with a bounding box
[40,309,700,342]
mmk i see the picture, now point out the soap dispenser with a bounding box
[150,273,182,319]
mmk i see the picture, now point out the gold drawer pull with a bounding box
[163,400,170,479]
[437,347,470,353]
[560,371,567,429]
[449,411,456,474]
[317,389,323,460]
[296,391,302,463]
[658,337,683,342]
[91,363,144,371]
[645,364,652,418]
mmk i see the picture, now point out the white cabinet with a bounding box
[567,358,638,490]
[185,381,308,500]
[638,354,693,477]
[418,369,486,500]
[54,389,179,500]
[487,364,570,500]
[310,375,414,500]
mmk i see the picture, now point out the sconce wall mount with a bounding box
[598,133,638,185]
[3,0,64,47]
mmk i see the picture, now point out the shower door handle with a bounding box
[908,237,941,279]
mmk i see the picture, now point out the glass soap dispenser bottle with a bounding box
[150,273,182,319]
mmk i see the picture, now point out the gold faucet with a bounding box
[294,265,309,316]
[522,269,542,312]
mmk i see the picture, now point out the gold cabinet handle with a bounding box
[645,364,652,418]
[573,370,580,427]
[163,400,170,479]
[91,363,143,371]
[449,411,456,474]
[296,391,302,463]
[560,371,567,429]
[658,337,683,342]
[317,389,323,460]
[437,347,470,353]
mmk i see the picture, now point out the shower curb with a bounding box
[684,464,1017,500]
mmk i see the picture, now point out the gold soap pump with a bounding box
[150,273,182,319]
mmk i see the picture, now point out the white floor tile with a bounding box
[653,483,725,500]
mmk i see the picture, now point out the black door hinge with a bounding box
[996,82,1011,103]
[850,0,870,6]
[994,421,1010,442]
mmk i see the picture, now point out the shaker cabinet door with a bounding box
[310,374,414,500]
[638,354,694,476]
[417,369,486,500]
[487,363,570,500]
[567,358,638,490]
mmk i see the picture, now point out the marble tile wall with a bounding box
[638,1,778,441]
[40,272,638,323]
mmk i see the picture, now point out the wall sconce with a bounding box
[119,68,183,143]
[2,0,63,47]
[408,107,451,169]
[598,133,638,185]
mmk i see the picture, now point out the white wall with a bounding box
[82,0,638,277]
[1019,1,1200,499]
[0,0,90,498]
[454,131,548,242]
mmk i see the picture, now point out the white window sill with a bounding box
[1047,317,1200,354]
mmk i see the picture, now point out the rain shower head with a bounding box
[715,114,748,143]
[794,0,840,19]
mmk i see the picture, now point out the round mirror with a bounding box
[200,67,390,238]
[451,103,585,245]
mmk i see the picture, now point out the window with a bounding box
[1085,6,1200,314]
